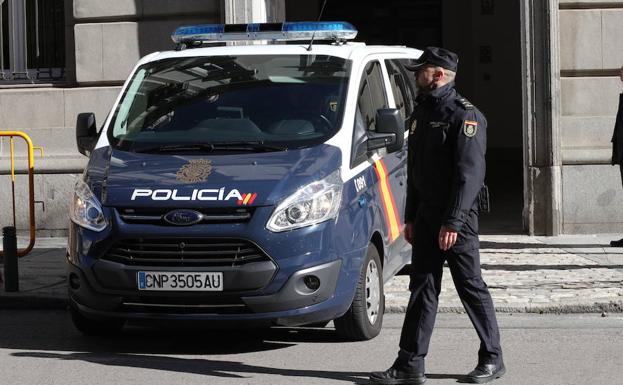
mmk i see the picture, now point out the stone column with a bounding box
[222,0,285,24]
[520,0,563,235]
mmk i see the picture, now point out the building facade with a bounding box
[0,0,621,236]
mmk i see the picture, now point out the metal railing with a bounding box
[1,0,65,83]
[0,130,42,258]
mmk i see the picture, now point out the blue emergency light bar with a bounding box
[171,21,358,44]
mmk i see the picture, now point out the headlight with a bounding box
[69,179,107,232]
[267,170,343,232]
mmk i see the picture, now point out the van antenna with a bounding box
[306,0,329,52]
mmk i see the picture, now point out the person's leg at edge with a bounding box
[612,163,623,247]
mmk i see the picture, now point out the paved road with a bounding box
[1,311,622,385]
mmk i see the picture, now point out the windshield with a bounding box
[107,55,351,153]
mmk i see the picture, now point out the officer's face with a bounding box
[415,65,441,92]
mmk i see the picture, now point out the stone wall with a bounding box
[558,1,623,232]
[73,0,221,84]
[0,0,221,235]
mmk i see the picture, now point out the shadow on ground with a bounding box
[12,351,369,382]
[0,314,353,354]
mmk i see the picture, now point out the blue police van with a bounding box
[67,22,421,340]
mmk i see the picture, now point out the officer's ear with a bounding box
[433,68,444,82]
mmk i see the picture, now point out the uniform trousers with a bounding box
[394,208,502,372]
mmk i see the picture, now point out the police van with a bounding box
[67,21,420,340]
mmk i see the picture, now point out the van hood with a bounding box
[92,146,341,208]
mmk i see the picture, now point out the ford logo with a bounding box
[163,209,203,226]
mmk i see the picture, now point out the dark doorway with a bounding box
[287,0,443,48]
[441,0,524,234]
[286,0,525,234]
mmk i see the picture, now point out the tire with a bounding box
[70,305,125,336]
[334,243,384,341]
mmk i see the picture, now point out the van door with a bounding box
[382,58,418,275]
[351,59,409,280]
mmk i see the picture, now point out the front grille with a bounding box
[103,238,271,267]
[121,295,250,314]
[117,207,254,225]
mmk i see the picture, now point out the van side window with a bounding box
[357,61,387,132]
[385,59,417,129]
[351,61,388,167]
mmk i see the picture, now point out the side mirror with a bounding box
[76,112,98,156]
[367,108,404,153]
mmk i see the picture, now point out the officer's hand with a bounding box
[404,222,414,245]
[438,226,457,251]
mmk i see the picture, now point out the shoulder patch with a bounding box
[463,120,478,137]
[456,97,474,110]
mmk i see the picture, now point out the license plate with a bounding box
[137,271,223,291]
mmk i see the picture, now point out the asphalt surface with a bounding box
[1,311,622,385]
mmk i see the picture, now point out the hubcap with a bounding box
[365,258,381,324]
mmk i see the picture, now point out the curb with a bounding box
[3,295,622,315]
[386,301,623,314]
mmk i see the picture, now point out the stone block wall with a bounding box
[73,0,221,84]
[558,1,623,232]
[0,87,120,234]
[0,0,221,235]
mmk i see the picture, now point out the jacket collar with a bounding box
[417,81,456,104]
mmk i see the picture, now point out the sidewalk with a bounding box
[0,238,67,309]
[1,234,623,313]
[387,234,623,313]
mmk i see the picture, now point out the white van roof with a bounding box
[137,43,422,67]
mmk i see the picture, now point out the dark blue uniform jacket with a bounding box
[404,81,487,235]
[611,93,623,165]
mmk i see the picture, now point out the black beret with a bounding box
[406,47,459,72]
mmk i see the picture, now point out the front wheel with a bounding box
[334,243,384,340]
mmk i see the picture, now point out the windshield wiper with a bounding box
[209,141,288,152]
[132,141,287,153]
[133,143,216,153]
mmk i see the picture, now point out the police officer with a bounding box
[610,64,623,247]
[370,47,504,384]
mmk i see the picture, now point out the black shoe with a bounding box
[465,362,505,383]
[369,367,426,384]
[610,238,623,247]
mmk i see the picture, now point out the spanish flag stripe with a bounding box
[374,160,401,242]
[247,193,257,205]
[379,160,401,238]
[243,193,252,205]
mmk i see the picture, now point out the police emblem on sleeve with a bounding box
[463,120,478,137]
[410,119,417,134]
[176,159,212,183]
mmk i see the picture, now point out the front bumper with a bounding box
[68,258,346,326]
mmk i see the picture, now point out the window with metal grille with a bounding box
[1,0,65,83]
